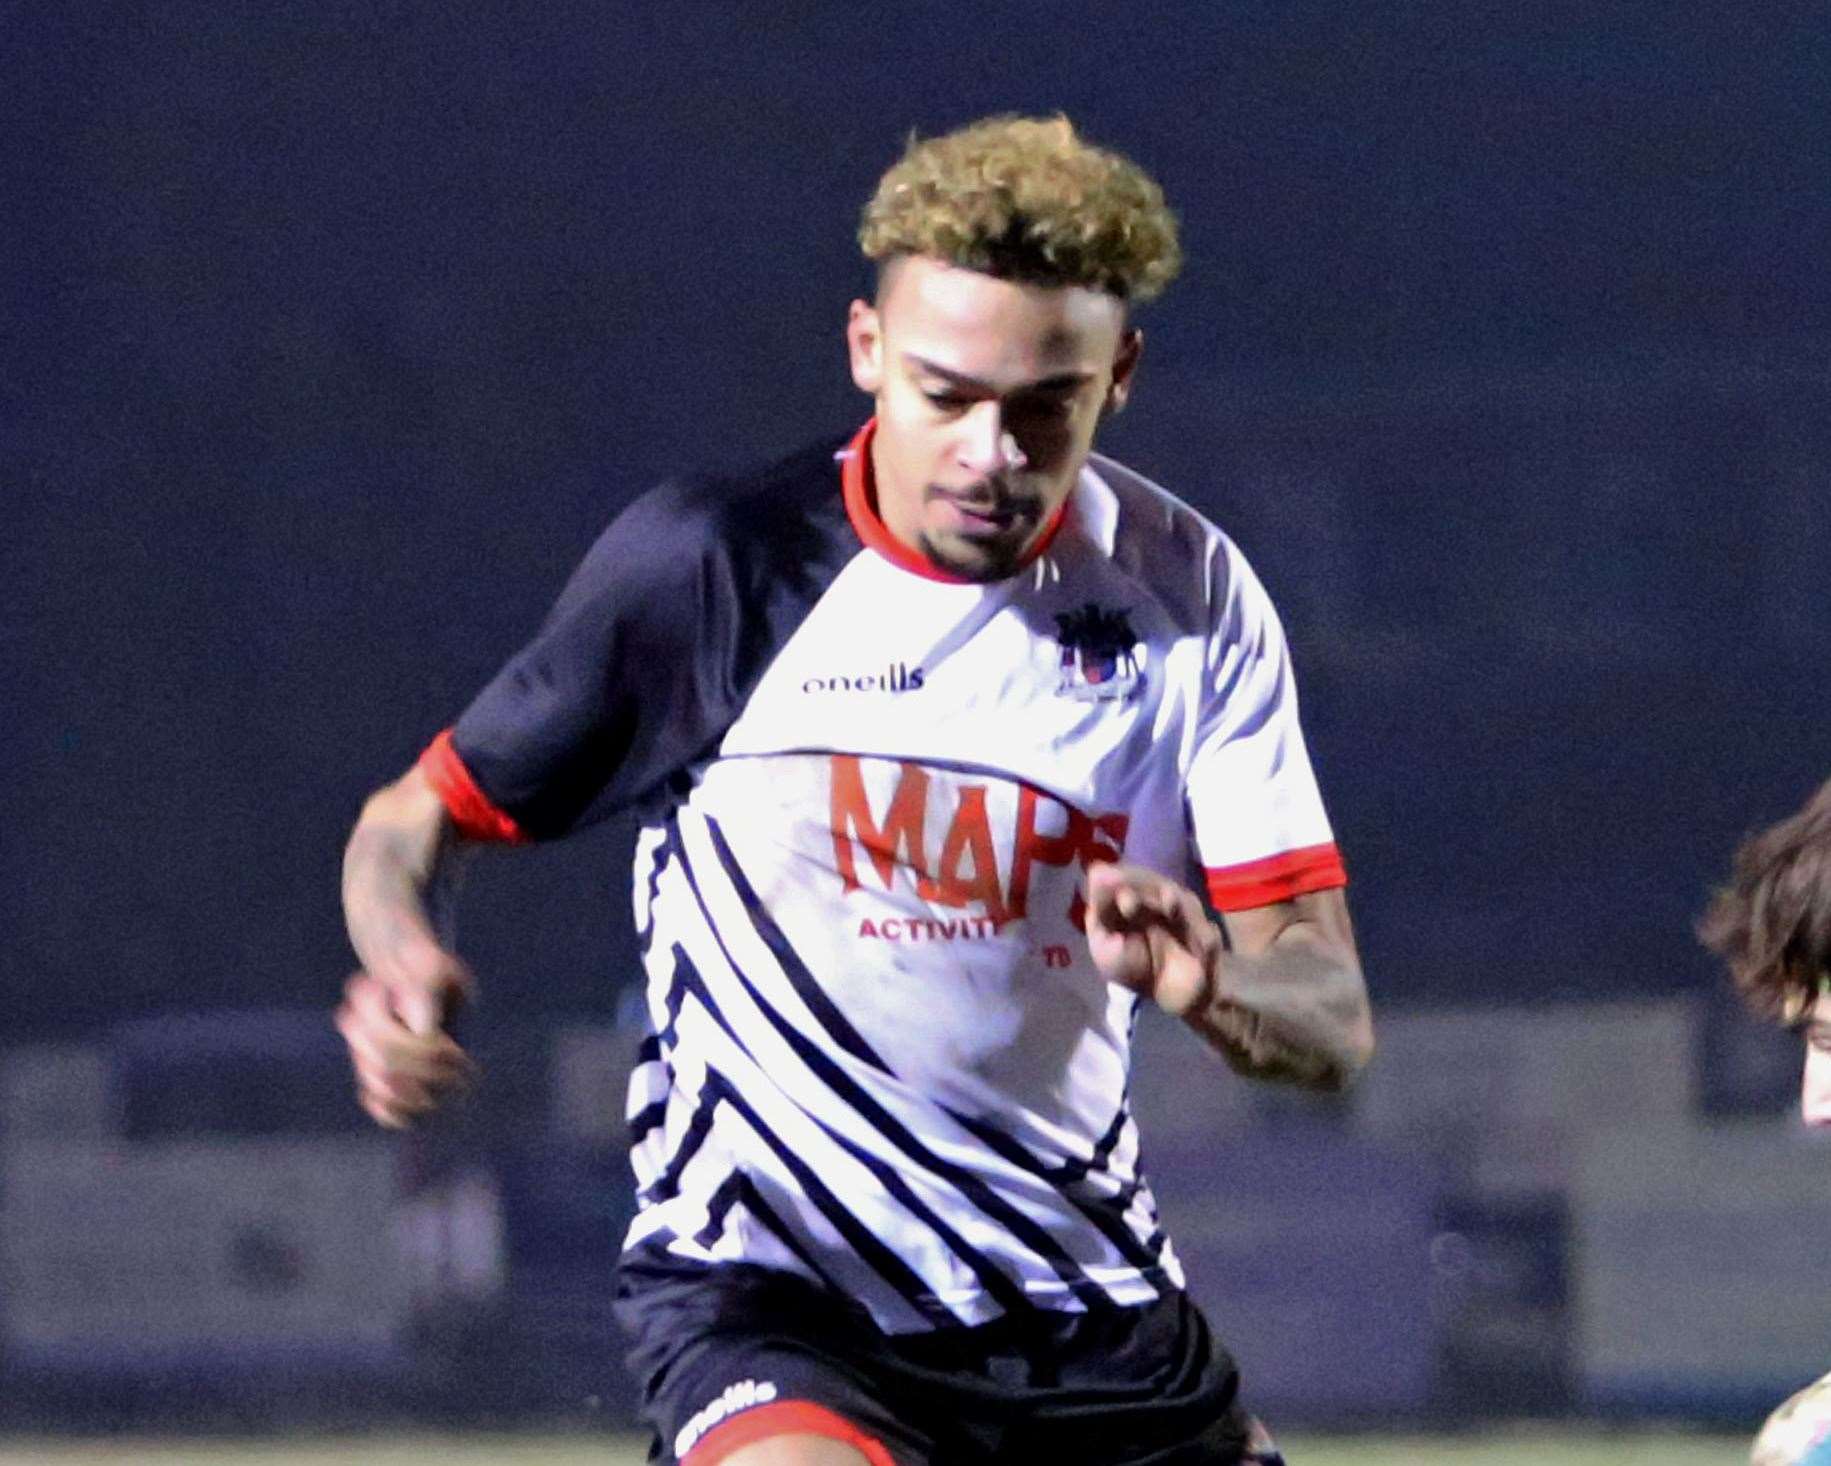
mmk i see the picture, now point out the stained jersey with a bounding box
[421,421,1347,1334]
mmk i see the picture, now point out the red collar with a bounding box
[839,418,1071,584]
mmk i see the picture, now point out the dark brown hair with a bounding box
[1699,776,1831,1024]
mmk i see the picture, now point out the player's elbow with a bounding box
[1345,994,1377,1072]
[1304,1047,1370,1097]
[1316,1004,1375,1094]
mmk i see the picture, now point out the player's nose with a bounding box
[954,402,1026,479]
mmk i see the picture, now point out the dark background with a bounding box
[8,3,1827,1034]
[5,3,1830,1441]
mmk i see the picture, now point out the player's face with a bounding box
[847,255,1141,583]
[1802,985,1831,1126]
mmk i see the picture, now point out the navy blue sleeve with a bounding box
[441,438,855,839]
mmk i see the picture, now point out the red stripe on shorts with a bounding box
[683,1398,898,1466]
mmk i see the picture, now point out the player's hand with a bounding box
[1083,863,1221,1018]
[333,945,477,1129]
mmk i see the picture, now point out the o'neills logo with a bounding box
[802,662,925,694]
[676,1378,779,1458]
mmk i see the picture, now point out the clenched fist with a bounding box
[1083,862,1221,1018]
[333,948,476,1129]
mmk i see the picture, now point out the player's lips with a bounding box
[928,488,1033,539]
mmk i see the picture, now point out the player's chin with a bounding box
[921,529,1032,583]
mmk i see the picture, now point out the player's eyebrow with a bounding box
[904,353,1092,395]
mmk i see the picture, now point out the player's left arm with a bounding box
[1146,528,1374,1091]
[1086,863,1373,1092]
[1205,884,1372,1091]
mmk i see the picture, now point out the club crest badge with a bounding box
[1054,603,1143,702]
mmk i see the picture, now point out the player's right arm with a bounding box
[335,763,478,1129]
[332,475,760,1128]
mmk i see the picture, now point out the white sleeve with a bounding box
[1184,538,1346,912]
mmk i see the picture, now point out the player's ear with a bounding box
[847,299,885,394]
[1104,327,1143,418]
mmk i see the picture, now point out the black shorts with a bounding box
[614,1253,1285,1465]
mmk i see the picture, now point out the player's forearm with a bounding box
[1187,931,1374,1092]
[341,767,466,976]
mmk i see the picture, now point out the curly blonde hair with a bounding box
[859,114,1182,304]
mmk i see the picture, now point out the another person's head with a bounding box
[848,114,1181,581]
[1750,1368,1831,1466]
[1699,776,1831,1125]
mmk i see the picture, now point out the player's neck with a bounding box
[865,434,927,560]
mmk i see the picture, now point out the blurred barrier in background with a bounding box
[7,0,1827,1446]
[3,999,1821,1433]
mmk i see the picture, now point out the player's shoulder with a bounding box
[572,431,856,605]
[618,431,854,552]
[1079,452,1262,621]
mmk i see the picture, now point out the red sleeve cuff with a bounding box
[1205,842,1347,911]
[418,728,529,844]
[685,1399,897,1466]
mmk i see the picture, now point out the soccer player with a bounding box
[336,115,1375,1466]
[1700,777,1831,1466]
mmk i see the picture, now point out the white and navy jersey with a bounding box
[422,421,1347,1334]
